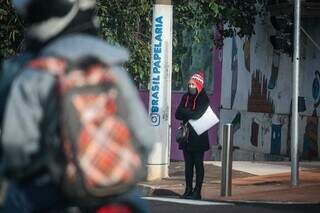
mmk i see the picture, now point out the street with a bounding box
[144,197,320,213]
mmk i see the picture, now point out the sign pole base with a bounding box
[146,164,169,181]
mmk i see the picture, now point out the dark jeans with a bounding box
[1,178,64,213]
[1,178,149,213]
[183,150,205,190]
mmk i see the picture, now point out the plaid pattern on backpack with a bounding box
[28,56,144,201]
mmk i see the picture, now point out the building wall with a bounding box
[218,16,320,160]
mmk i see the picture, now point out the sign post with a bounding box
[147,0,173,180]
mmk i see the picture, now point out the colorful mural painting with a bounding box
[219,110,289,160]
[303,110,318,160]
[248,70,274,113]
[231,36,238,109]
[268,51,280,90]
[255,114,272,148]
[270,123,282,155]
[219,16,320,160]
[313,71,320,108]
[301,69,320,160]
[243,36,251,72]
[231,112,241,133]
[251,119,259,147]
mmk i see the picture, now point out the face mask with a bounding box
[188,87,197,95]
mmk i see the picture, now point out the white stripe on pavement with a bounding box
[142,197,234,206]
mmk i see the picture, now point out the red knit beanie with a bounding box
[185,70,205,110]
[189,70,205,92]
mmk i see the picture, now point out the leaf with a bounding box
[0,8,8,16]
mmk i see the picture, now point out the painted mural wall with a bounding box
[219,16,320,160]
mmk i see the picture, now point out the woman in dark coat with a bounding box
[175,71,210,200]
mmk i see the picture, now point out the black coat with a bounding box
[175,90,210,152]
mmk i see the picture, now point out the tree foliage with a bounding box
[174,0,267,47]
[0,0,24,60]
[1,0,267,88]
[97,0,153,89]
[98,0,267,88]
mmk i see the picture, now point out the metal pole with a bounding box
[221,124,233,196]
[291,0,301,187]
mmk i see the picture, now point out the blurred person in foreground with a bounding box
[175,71,210,200]
[0,0,152,212]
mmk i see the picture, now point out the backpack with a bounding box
[27,55,146,203]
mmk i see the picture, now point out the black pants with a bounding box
[183,150,205,190]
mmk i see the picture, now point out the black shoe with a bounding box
[190,188,202,200]
[190,192,201,200]
[180,187,192,199]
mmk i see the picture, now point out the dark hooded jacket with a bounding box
[175,89,210,152]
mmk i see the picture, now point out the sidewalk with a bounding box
[138,161,320,204]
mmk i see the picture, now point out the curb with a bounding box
[137,184,182,197]
[137,184,320,206]
[137,184,157,197]
[210,198,320,206]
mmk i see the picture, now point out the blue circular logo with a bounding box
[150,113,160,126]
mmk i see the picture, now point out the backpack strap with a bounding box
[28,57,67,76]
[0,53,34,138]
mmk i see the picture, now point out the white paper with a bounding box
[189,106,219,135]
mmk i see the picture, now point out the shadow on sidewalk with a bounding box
[138,161,320,204]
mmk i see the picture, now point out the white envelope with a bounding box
[189,106,219,135]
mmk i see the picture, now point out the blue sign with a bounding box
[150,16,163,126]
